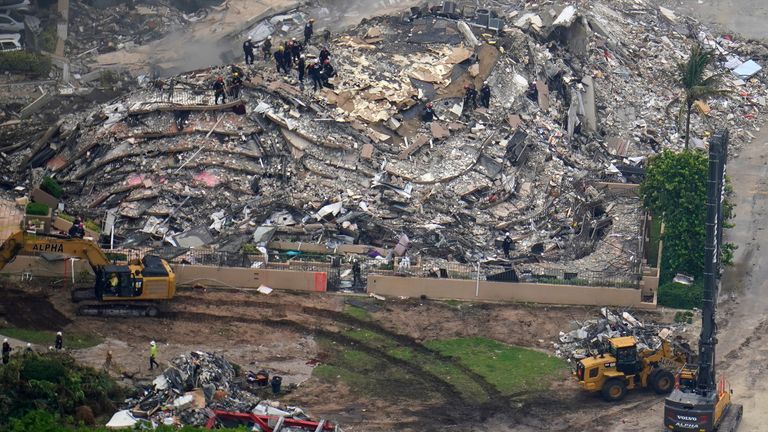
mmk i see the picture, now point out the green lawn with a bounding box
[424,337,566,395]
[344,305,371,321]
[0,328,103,350]
[646,217,662,267]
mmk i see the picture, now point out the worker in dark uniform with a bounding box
[322,28,331,44]
[319,46,330,64]
[352,258,362,289]
[480,81,491,108]
[243,36,255,65]
[229,72,243,99]
[291,38,303,62]
[502,233,513,258]
[283,41,293,70]
[304,18,314,44]
[2,338,11,364]
[422,102,438,122]
[308,60,323,91]
[274,46,286,74]
[213,76,226,104]
[68,217,85,238]
[297,54,306,85]
[55,331,63,350]
[262,36,272,61]
[463,83,478,112]
[321,59,336,87]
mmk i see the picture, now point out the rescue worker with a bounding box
[308,60,323,91]
[230,64,245,79]
[297,54,306,85]
[463,83,478,112]
[352,258,361,288]
[149,340,159,370]
[283,41,294,70]
[68,217,85,238]
[480,81,491,108]
[321,58,336,87]
[274,46,287,74]
[243,36,255,65]
[55,331,63,350]
[2,338,11,365]
[213,77,226,104]
[25,343,33,353]
[304,18,314,44]
[262,36,272,61]
[229,72,243,99]
[502,233,513,258]
[422,102,438,122]
[322,28,331,44]
[319,46,330,64]
[103,350,113,371]
[291,38,303,62]
[109,273,119,291]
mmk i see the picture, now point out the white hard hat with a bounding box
[247,36,252,40]
[150,341,156,346]
[57,331,62,336]
[292,37,296,41]
[3,338,7,343]
[300,54,305,59]
[506,232,510,236]
[26,343,31,347]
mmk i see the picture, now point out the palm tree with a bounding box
[674,46,728,150]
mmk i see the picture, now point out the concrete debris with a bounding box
[119,351,333,429]
[2,0,766,283]
[553,308,693,362]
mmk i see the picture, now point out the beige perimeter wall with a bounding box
[368,275,656,308]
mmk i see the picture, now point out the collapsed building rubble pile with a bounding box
[4,0,767,279]
[553,307,694,362]
[108,351,335,429]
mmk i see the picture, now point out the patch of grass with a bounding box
[0,328,103,350]
[25,202,50,216]
[646,217,662,266]
[442,299,464,307]
[344,329,397,349]
[344,305,370,321]
[425,337,566,395]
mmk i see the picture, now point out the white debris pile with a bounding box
[553,308,692,362]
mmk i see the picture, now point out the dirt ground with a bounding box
[0,278,681,431]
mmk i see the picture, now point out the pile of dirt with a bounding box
[0,288,71,330]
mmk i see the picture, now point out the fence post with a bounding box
[475,262,480,297]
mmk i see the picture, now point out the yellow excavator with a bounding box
[575,335,689,401]
[0,230,176,317]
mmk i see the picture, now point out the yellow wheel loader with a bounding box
[575,335,689,401]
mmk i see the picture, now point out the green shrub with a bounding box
[25,203,49,216]
[40,177,63,199]
[658,281,702,309]
[0,52,51,77]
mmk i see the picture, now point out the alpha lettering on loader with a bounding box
[31,243,64,253]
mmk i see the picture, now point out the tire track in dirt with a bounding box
[164,309,485,423]
[173,295,507,402]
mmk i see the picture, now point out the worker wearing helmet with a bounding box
[243,35,255,65]
[463,83,478,112]
[291,37,303,62]
[480,80,491,108]
[308,59,323,91]
[422,102,438,122]
[297,54,306,84]
[304,18,314,44]
[212,76,226,105]
[319,46,330,64]
[149,341,159,370]
[262,35,272,61]
[274,45,287,74]
[55,331,63,350]
[502,232,513,258]
[2,338,10,364]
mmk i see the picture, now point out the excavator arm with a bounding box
[0,230,110,272]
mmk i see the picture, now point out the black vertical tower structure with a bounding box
[664,130,736,431]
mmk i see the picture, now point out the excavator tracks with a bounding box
[77,303,160,317]
[717,404,743,432]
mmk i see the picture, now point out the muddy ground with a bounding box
[0,281,681,431]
